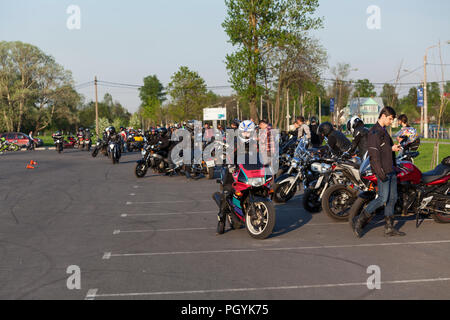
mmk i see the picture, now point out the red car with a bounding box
[0,132,43,148]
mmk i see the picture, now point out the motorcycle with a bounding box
[76,133,84,150]
[92,139,108,158]
[83,137,92,151]
[320,139,421,221]
[52,134,64,153]
[213,163,275,240]
[136,143,182,177]
[108,140,121,164]
[0,139,20,152]
[64,135,77,149]
[349,155,450,229]
[272,137,320,203]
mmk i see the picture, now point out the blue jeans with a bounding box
[365,172,397,217]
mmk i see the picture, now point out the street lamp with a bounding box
[423,41,450,138]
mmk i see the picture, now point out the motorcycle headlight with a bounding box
[311,163,332,173]
[109,144,115,149]
[248,177,266,187]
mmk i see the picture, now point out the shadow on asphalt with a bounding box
[270,194,314,238]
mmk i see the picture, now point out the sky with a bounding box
[1,0,449,113]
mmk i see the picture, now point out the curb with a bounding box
[20,147,56,151]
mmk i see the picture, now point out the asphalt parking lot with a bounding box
[1,150,450,300]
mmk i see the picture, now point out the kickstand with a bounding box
[415,212,424,228]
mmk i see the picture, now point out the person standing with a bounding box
[28,131,35,150]
[353,107,405,238]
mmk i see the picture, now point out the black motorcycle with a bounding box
[52,134,64,154]
[92,139,108,158]
[108,140,121,164]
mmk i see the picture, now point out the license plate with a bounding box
[206,160,215,168]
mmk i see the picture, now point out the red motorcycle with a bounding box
[213,163,276,239]
[76,133,84,150]
[64,135,77,149]
[349,155,450,227]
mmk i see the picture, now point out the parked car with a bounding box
[0,132,43,148]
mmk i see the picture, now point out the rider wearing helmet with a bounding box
[309,116,323,148]
[317,122,351,156]
[346,116,369,159]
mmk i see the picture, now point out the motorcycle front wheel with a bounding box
[92,148,99,158]
[303,188,322,213]
[322,184,357,221]
[273,181,297,203]
[245,200,276,240]
[135,163,148,178]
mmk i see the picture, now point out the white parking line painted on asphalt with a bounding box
[113,227,214,234]
[126,200,212,205]
[120,211,216,217]
[104,240,450,259]
[87,277,450,299]
[85,289,98,300]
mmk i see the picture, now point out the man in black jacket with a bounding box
[317,122,351,156]
[353,107,404,238]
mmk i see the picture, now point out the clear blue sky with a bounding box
[1,0,449,112]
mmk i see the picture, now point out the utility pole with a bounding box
[237,100,240,120]
[423,52,429,139]
[95,76,99,137]
[318,96,322,123]
[286,89,290,131]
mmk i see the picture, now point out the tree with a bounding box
[353,79,376,98]
[139,75,166,105]
[0,41,78,133]
[329,62,354,124]
[380,83,398,107]
[223,0,323,121]
[166,66,210,121]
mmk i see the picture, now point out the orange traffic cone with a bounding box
[26,164,35,169]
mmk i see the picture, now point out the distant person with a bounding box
[27,131,35,150]
[394,114,420,154]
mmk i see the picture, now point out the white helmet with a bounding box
[238,120,256,143]
[347,116,363,134]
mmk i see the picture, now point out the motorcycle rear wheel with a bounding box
[92,148,98,158]
[245,200,276,240]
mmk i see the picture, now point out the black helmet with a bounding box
[106,126,116,135]
[55,131,62,136]
[79,127,84,131]
[317,122,334,137]
[158,127,168,137]
[310,117,318,125]
[347,116,364,134]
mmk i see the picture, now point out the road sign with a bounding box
[417,87,424,107]
[203,108,227,121]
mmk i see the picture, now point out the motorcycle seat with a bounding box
[421,164,450,184]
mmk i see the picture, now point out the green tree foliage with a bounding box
[353,79,376,98]
[78,93,131,129]
[166,66,213,121]
[139,75,166,105]
[223,0,323,120]
[0,41,80,133]
[380,83,398,108]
